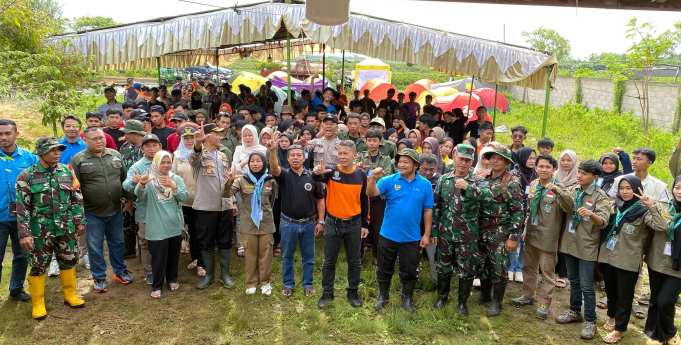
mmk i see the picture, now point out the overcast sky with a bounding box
[57,0,680,59]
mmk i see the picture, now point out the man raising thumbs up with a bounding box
[314,140,369,309]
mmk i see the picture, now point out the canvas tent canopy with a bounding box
[46,1,556,89]
[352,58,391,90]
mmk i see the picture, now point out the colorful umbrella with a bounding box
[433,92,481,112]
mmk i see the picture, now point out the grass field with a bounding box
[0,98,679,345]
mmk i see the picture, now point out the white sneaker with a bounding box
[260,283,272,296]
[515,271,524,283]
[508,271,514,281]
[80,254,90,270]
[47,258,60,277]
[473,278,481,287]
[245,287,257,295]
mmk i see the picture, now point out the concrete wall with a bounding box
[508,76,681,130]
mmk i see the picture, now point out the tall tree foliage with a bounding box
[522,27,572,63]
[71,16,117,32]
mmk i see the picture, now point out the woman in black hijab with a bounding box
[644,176,681,345]
[597,175,665,344]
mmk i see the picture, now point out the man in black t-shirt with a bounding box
[149,105,174,150]
[104,109,125,149]
[267,137,325,298]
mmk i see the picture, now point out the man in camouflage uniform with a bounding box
[119,119,145,258]
[432,143,483,316]
[16,137,86,320]
[355,128,394,261]
[477,145,524,317]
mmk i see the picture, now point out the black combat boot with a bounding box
[458,278,474,316]
[433,273,452,309]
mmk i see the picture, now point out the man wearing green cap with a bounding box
[432,143,486,316]
[119,119,146,258]
[16,137,86,320]
[367,148,434,313]
[478,145,524,317]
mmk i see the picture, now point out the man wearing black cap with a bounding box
[122,133,162,284]
[191,123,235,289]
[308,114,340,169]
[149,105,174,150]
[549,159,610,340]
[165,112,189,153]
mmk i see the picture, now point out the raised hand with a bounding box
[634,187,654,208]
[370,167,384,180]
[139,174,151,185]
[313,159,332,175]
[454,178,468,190]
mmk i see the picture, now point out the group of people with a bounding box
[1,77,680,345]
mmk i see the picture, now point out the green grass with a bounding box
[493,101,677,184]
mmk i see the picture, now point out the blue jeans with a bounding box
[564,254,597,322]
[86,211,127,281]
[280,217,315,289]
[508,239,525,273]
[0,222,28,294]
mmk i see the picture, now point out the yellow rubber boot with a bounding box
[27,275,47,320]
[59,268,85,308]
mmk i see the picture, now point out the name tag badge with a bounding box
[623,223,635,235]
[606,236,617,251]
[543,203,552,214]
[394,184,401,191]
[664,241,673,256]
[525,186,531,195]
[568,220,576,234]
[545,191,555,201]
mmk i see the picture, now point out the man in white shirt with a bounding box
[608,148,669,203]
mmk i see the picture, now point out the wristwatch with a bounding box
[317,221,325,225]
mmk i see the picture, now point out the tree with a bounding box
[605,18,681,134]
[71,16,117,32]
[0,0,65,52]
[522,27,572,63]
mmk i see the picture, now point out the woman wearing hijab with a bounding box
[598,152,633,193]
[554,149,578,288]
[439,138,455,173]
[232,124,267,176]
[135,151,188,298]
[644,176,681,345]
[171,127,205,277]
[406,129,422,153]
[508,147,538,282]
[597,175,665,343]
[397,138,413,152]
[430,127,446,141]
[260,127,274,147]
[225,152,277,296]
[422,137,442,172]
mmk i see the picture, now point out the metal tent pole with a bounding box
[322,44,326,87]
[492,83,498,127]
[541,65,555,138]
[214,48,219,83]
[466,75,475,118]
[156,57,162,86]
[286,32,292,105]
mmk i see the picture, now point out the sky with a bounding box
[57,0,681,59]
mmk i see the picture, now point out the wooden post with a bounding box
[156,57,161,86]
[492,83,498,127]
[466,75,475,118]
[541,65,554,138]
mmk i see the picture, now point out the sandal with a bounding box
[603,318,616,332]
[555,278,567,288]
[187,260,197,270]
[169,282,180,291]
[633,304,646,319]
[197,266,206,277]
[602,330,623,344]
[237,246,245,257]
[150,290,162,299]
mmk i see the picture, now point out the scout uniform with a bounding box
[340,132,368,153]
[16,137,86,320]
[478,145,524,316]
[511,177,565,317]
[432,143,483,314]
[119,119,145,257]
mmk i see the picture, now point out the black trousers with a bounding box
[556,253,568,279]
[645,268,681,342]
[376,235,420,291]
[365,198,386,258]
[321,216,362,296]
[182,206,202,266]
[195,210,233,251]
[601,263,639,332]
[273,197,281,247]
[148,235,181,291]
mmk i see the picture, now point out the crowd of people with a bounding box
[1,76,681,345]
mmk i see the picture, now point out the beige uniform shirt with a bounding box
[556,183,611,261]
[525,179,565,253]
[310,137,340,168]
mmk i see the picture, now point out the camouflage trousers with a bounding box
[435,231,478,279]
[478,227,509,283]
[29,228,78,276]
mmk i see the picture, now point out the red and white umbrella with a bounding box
[473,88,509,112]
